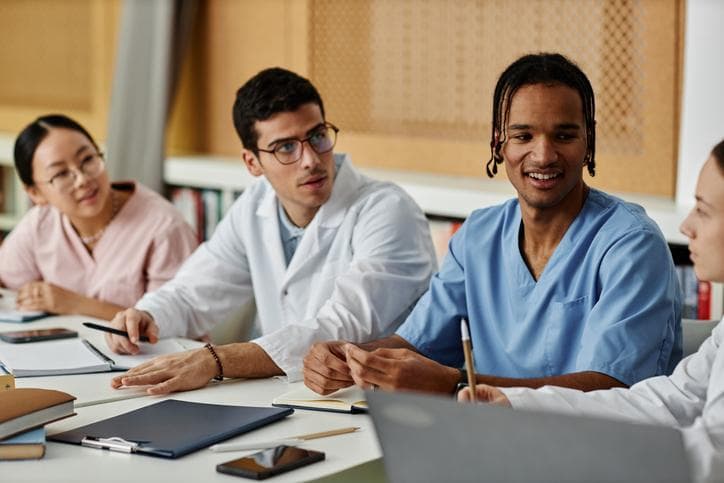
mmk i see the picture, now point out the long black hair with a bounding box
[487,53,596,178]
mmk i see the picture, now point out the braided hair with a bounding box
[487,53,596,178]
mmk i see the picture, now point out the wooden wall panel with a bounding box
[0,0,120,140]
[172,0,682,197]
[169,0,309,156]
[308,0,683,197]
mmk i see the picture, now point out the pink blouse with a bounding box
[0,182,198,308]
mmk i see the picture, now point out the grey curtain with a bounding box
[105,0,198,192]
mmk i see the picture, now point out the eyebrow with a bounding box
[507,123,582,131]
[266,122,326,148]
[45,145,92,169]
[695,195,714,208]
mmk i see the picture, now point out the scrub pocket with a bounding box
[543,295,589,375]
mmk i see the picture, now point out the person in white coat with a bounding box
[104,67,437,393]
[459,139,724,483]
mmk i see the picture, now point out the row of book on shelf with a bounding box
[169,186,241,243]
[676,264,723,321]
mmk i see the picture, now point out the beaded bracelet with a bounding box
[204,343,224,381]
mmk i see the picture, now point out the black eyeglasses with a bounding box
[257,123,339,165]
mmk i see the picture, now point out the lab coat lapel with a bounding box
[283,156,360,285]
[255,183,288,290]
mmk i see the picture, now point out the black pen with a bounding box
[82,322,150,343]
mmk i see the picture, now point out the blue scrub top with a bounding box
[397,188,682,386]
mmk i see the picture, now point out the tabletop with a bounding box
[2,315,382,482]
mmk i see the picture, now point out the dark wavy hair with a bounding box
[712,139,724,175]
[14,114,99,186]
[232,67,325,156]
[486,53,596,178]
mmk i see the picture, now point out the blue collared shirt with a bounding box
[277,202,306,267]
[396,188,682,386]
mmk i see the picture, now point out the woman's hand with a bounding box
[16,281,79,314]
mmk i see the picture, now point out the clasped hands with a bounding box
[303,341,462,395]
[303,340,511,407]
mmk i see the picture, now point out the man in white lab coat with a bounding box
[104,67,437,393]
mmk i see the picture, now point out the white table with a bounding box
[3,316,382,482]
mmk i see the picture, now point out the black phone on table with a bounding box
[0,328,78,343]
[216,445,325,480]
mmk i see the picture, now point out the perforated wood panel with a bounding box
[0,0,120,138]
[309,0,682,196]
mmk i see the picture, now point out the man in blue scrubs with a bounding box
[303,53,682,395]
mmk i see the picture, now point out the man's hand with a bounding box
[457,384,512,407]
[344,344,460,394]
[105,308,159,355]
[303,341,354,395]
[110,348,218,395]
[16,281,78,314]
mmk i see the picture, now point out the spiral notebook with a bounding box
[0,338,197,377]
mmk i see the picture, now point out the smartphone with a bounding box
[216,445,325,480]
[0,328,78,344]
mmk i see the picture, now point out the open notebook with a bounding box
[0,338,199,377]
[272,383,367,413]
[0,289,44,323]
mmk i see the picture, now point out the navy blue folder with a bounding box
[49,399,294,458]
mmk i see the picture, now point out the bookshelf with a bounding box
[166,154,692,243]
[0,135,29,233]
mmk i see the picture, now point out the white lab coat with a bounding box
[136,154,436,380]
[502,317,724,483]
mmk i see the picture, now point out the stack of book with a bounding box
[0,387,75,460]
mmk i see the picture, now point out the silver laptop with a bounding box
[367,390,692,483]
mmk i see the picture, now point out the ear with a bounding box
[241,149,264,177]
[25,185,49,206]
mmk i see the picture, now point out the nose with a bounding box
[530,137,557,164]
[298,140,321,170]
[679,209,695,240]
[71,167,91,188]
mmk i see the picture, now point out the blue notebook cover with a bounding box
[49,399,293,458]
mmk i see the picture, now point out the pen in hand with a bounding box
[82,322,151,343]
[461,319,477,402]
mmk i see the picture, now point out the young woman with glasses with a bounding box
[0,114,198,320]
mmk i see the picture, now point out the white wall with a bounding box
[677,0,724,207]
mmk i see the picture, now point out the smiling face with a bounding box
[242,102,335,227]
[26,127,112,221]
[680,156,724,283]
[501,83,588,214]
